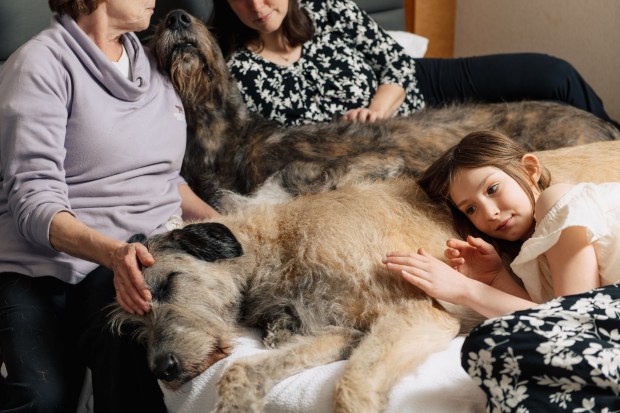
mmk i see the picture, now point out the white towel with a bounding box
[162,329,486,413]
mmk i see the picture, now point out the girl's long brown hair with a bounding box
[418,130,551,260]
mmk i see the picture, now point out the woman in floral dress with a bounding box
[210,0,616,127]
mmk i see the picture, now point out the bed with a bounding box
[0,1,485,412]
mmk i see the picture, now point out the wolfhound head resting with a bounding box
[151,10,232,105]
[110,223,248,390]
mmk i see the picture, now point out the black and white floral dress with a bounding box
[462,285,620,412]
[462,183,620,412]
[226,0,424,126]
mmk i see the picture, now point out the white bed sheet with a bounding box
[162,329,486,413]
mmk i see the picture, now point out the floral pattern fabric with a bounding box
[462,283,620,412]
[226,0,424,126]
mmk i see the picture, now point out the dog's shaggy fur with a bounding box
[114,178,474,413]
[111,140,620,413]
[151,10,618,211]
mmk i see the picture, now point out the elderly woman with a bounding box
[0,0,219,412]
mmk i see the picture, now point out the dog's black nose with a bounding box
[166,10,192,31]
[153,352,181,381]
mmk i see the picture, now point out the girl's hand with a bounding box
[383,248,473,304]
[109,242,154,315]
[444,236,504,285]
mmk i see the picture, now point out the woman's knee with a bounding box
[34,378,80,413]
[0,372,81,413]
[528,53,580,91]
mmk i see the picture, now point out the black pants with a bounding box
[0,269,166,413]
[414,52,617,126]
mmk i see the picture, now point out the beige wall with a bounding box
[453,0,620,122]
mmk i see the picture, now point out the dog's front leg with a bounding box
[334,300,460,413]
[211,326,362,413]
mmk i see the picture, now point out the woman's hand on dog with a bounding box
[341,84,405,123]
[111,242,154,316]
[49,211,153,315]
[342,107,385,123]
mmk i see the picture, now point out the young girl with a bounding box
[383,131,620,411]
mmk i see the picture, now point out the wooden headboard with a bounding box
[355,0,455,58]
[405,0,455,57]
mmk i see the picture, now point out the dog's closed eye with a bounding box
[152,271,180,302]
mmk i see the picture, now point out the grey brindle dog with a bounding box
[150,10,617,212]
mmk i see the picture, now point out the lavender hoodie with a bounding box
[0,14,187,283]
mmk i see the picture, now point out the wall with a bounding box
[453,0,620,122]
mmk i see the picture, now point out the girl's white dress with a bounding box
[511,182,620,303]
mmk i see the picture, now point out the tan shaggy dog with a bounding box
[111,140,620,413]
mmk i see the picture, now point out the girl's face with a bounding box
[227,0,289,34]
[449,166,539,241]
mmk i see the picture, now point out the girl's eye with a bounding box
[487,183,499,195]
[465,205,476,215]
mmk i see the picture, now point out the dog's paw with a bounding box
[210,404,260,413]
[210,403,261,413]
[212,362,267,413]
[262,314,300,348]
[263,328,294,348]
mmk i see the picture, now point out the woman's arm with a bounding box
[49,211,153,315]
[178,184,220,221]
[47,189,220,316]
[334,0,418,119]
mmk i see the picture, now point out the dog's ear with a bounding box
[165,222,243,262]
[127,233,148,244]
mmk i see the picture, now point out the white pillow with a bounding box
[387,30,429,57]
